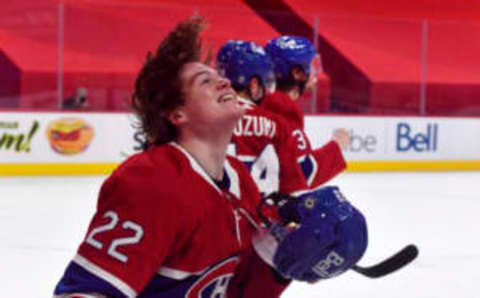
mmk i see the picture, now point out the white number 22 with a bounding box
[85,210,144,263]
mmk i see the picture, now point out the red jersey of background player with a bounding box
[262,91,346,187]
[54,143,287,298]
[230,97,309,196]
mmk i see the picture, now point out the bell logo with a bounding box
[396,123,438,152]
[345,129,377,153]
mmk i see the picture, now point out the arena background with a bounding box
[2,0,480,173]
[1,1,480,297]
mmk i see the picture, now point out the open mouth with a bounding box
[217,93,236,103]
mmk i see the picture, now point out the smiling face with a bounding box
[170,62,244,138]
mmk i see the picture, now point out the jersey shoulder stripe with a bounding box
[54,256,130,298]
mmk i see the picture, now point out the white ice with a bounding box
[1,172,479,298]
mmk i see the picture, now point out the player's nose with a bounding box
[216,76,231,90]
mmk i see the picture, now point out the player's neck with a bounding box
[237,91,255,105]
[277,86,300,101]
[286,87,300,101]
[177,134,230,181]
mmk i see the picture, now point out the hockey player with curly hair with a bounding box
[53,19,367,298]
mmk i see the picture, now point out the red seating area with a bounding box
[1,0,480,115]
[0,0,282,110]
[286,0,480,115]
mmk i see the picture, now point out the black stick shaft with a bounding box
[352,244,419,278]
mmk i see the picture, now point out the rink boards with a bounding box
[1,111,480,175]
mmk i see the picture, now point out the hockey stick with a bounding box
[352,244,419,278]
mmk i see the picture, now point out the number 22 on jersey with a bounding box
[85,210,144,263]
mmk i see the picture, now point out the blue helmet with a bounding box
[216,40,250,74]
[265,36,316,83]
[273,186,368,281]
[216,40,275,92]
[254,186,368,282]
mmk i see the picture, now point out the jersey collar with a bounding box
[169,142,241,199]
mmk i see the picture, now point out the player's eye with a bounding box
[201,77,212,85]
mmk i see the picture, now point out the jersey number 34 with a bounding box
[229,144,280,196]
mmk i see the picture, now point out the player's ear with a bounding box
[249,77,263,102]
[291,66,306,81]
[168,108,187,126]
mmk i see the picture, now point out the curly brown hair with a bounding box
[132,16,206,147]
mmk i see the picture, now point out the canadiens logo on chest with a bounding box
[233,115,276,138]
[185,256,239,298]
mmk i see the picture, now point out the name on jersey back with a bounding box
[233,115,277,138]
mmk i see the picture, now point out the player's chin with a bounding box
[225,109,245,126]
[223,99,245,117]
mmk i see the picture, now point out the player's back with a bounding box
[231,98,308,196]
[262,91,305,130]
[260,90,315,170]
[261,91,347,188]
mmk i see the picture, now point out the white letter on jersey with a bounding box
[210,276,230,298]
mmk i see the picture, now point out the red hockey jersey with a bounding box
[54,142,288,298]
[262,91,305,130]
[262,91,346,187]
[230,98,309,196]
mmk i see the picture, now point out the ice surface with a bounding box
[1,172,478,297]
